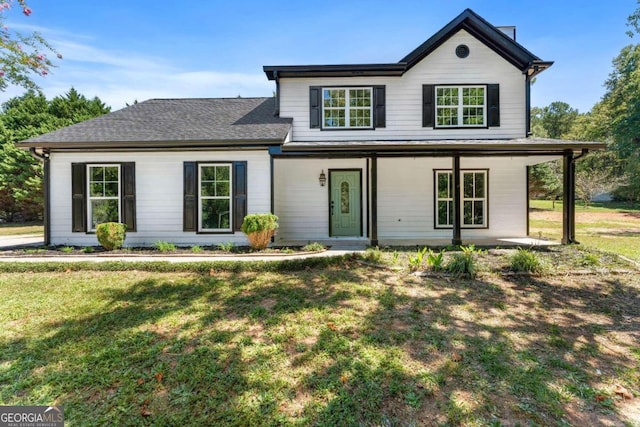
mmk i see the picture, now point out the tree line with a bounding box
[0,89,110,221]
[529,4,640,205]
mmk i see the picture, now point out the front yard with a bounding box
[1,257,639,426]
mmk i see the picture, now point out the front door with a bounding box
[330,170,361,237]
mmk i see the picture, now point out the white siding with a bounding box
[274,156,532,243]
[279,30,526,142]
[273,158,368,241]
[377,157,530,241]
[49,150,271,246]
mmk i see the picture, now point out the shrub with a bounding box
[510,248,544,273]
[302,242,325,252]
[154,241,176,252]
[426,249,445,271]
[364,246,382,263]
[408,247,428,271]
[241,213,279,250]
[96,222,127,251]
[217,241,234,252]
[60,246,74,253]
[446,249,477,279]
[191,245,203,253]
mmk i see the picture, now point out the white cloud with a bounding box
[1,26,275,110]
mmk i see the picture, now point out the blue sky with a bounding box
[3,0,638,112]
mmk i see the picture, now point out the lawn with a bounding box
[0,222,43,236]
[530,200,640,261]
[1,260,638,425]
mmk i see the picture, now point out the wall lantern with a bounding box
[319,170,327,187]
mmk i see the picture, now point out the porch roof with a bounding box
[280,138,606,155]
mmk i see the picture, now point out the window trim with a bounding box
[198,162,233,233]
[321,86,373,130]
[434,84,487,129]
[86,163,121,232]
[434,169,489,229]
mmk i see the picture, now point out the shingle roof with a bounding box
[20,97,292,148]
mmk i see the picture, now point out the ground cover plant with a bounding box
[529,200,640,261]
[1,259,638,426]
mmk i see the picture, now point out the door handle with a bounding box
[331,200,335,216]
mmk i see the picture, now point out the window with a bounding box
[87,165,121,231]
[310,86,385,129]
[436,86,485,127]
[71,163,136,233]
[435,170,488,228]
[199,164,232,232]
[322,87,372,128]
[183,161,247,233]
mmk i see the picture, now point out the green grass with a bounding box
[0,222,43,236]
[1,262,638,425]
[530,199,640,261]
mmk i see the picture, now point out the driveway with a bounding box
[0,234,45,249]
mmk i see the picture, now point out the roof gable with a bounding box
[400,9,549,74]
[264,8,552,80]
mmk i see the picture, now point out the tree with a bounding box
[0,90,110,221]
[0,0,59,91]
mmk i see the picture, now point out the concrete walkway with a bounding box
[0,235,366,263]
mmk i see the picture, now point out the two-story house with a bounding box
[21,9,603,247]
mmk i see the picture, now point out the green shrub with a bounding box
[408,247,428,271]
[217,241,234,252]
[154,241,176,252]
[82,246,94,254]
[580,252,600,267]
[241,213,279,250]
[510,248,544,273]
[364,246,382,263]
[191,245,203,253]
[95,222,127,251]
[60,246,74,253]
[446,251,476,279]
[302,242,325,252]
[426,249,445,271]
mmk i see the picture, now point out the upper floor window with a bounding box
[436,85,486,127]
[323,87,372,129]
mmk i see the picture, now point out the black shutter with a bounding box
[183,162,197,232]
[422,84,435,127]
[487,84,500,127]
[71,163,87,232]
[373,85,386,128]
[121,162,136,232]
[233,161,247,232]
[309,86,321,129]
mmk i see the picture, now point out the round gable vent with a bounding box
[455,44,470,58]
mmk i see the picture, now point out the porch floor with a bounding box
[274,236,560,250]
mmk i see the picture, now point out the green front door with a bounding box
[330,170,361,237]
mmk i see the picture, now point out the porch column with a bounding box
[370,155,378,246]
[452,154,462,245]
[562,149,576,244]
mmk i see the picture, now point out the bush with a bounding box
[96,222,126,251]
[302,242,325,252]
[241,213,279,250]
[364,246,382,263]
[154,241,176,252]
[446,246,480,279]
[510,248,544,273]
